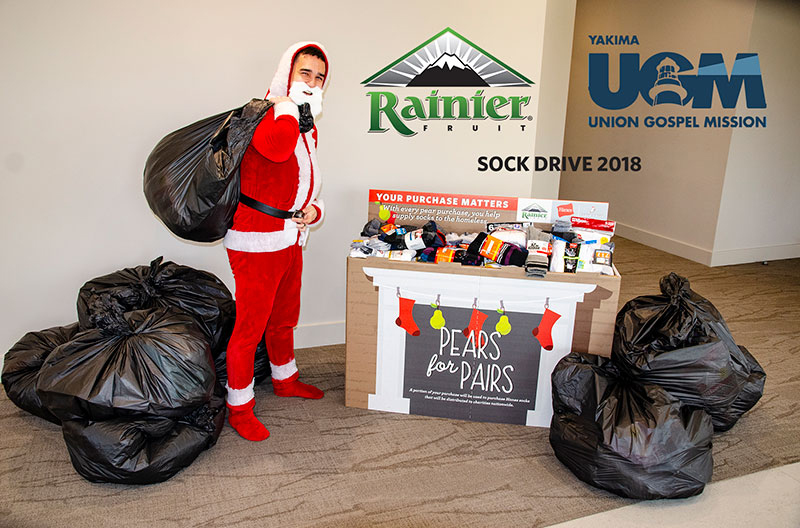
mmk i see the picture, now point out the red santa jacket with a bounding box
[223,42,328,253]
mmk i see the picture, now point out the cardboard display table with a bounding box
[345,189,620,427]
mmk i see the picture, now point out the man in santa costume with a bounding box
[222,42,329,441]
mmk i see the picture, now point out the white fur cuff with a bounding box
[270,359,298,381]
[225,379,255,407]
[274,100,299,120]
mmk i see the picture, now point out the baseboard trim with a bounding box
[616,223,713,266]
[616,223,800,267]
[295,320,345,349]
[710,243,800,267]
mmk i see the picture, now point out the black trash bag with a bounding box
[37,304,215,422]
[143,99,273,242]
[613,272,765,431]
[61,382,226,485]
[2,323,80,424]
[550,352,714,500]
[728,345,767,422]
[213,337,271,386]
[76,256,235,358]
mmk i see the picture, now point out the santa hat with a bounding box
[267,41,330,98]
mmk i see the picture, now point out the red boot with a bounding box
[227,399,270,441]
[273,373,324,399]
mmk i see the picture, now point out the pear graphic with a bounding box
[429,305,446,329]
[495,314,511,335]
[376,201,391,222]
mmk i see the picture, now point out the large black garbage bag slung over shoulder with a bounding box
[2,323,80,424]
[61,382,226,484]
[36,306,215,422]
[143,99,273,242]
[77,256,235,358]
[550,352,714,500]
[613,272,765,431]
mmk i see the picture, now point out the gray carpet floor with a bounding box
[1,237,798,528]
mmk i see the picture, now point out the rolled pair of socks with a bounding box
[525,248,549,277]
[419,246,466,263]
[390,220,447,250]
[466,232,528,267]
[361,218,382,237]
[419,220,447,248]
[525,226,551,277]
[460,253,483,267]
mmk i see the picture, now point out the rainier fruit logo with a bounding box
[518,200,549,221]
[363,27,534,136]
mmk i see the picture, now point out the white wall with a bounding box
[712,0,800,265]
[0,1,577,358]
[533,0,577,199]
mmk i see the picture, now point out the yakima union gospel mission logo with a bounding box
[588,39,767,129]
[363,28,534,136]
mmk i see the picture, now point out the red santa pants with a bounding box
[225,244,302,404]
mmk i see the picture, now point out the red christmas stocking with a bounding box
[462,308,489,347]
[532,308,561,350]
[396,297,420,336]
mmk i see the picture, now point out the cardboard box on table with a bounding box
[345,190,620,427]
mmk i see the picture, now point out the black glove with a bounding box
[298,103,314,133]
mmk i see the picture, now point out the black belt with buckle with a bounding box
[239,193,301,219]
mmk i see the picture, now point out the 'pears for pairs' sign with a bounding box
[403,304,542,424]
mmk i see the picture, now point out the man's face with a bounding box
[290,54,326,90]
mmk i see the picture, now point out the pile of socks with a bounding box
[351,215,616,275]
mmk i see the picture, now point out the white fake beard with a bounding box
[288,82,323,118]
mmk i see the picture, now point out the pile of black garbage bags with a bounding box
[549,272,766,500]
[1,257,261,485]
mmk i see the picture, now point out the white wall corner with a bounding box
[616,222,713,266]
[532,0,578,199]
[710,243,800,267]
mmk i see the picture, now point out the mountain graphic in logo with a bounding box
[363,27,532,87]
[523,202,547,213]
[408,53,488,87]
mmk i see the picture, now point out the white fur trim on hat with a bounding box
[270,359,298,381]
[225,379,255,407]
[223,225,300,252]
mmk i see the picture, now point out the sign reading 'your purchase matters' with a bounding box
[403,304,542,425]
